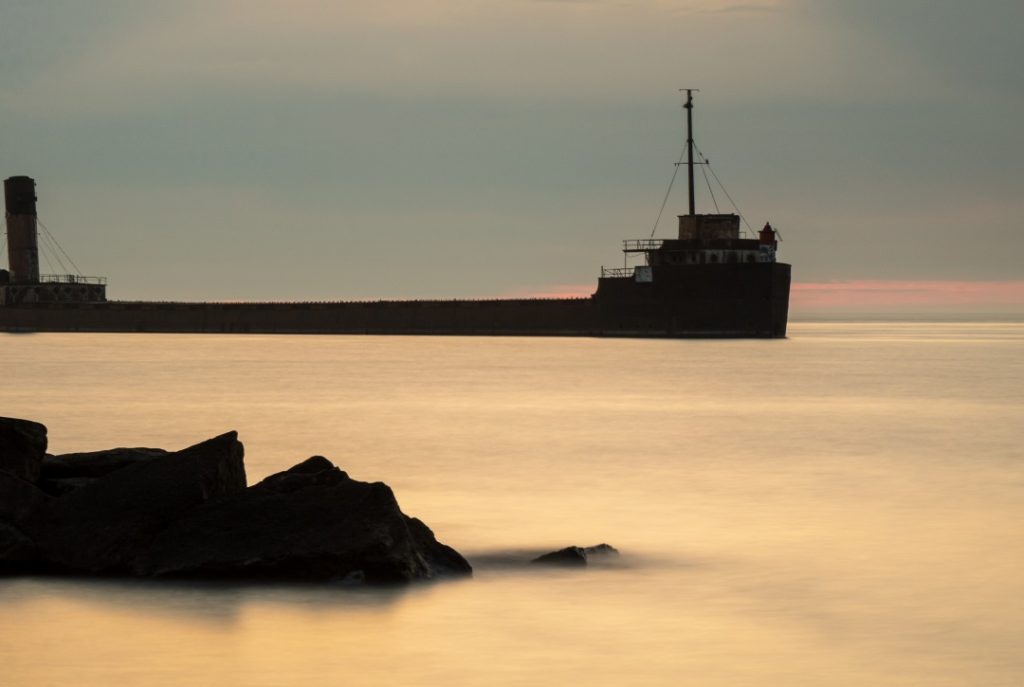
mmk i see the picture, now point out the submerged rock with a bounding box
[532,543,620,567]
[137,455,471,582]
[583,543,619,558]
[532,546,588,566]
[0,417,48,483]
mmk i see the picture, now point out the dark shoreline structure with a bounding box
[0,417,472,583]
[0,96,791,337]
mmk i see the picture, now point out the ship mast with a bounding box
[684,88,696,216]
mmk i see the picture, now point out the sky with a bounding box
[2,0,1022,315]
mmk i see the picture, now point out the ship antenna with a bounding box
[682,88,698,216]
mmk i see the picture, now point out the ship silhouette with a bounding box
[1,93,790,337]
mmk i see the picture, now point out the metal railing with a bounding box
[600,267,635,279]
[622,239,663,252]
[39,274,108,285]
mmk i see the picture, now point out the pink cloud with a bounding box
[499,284,595,299]
[792,280,1024,310]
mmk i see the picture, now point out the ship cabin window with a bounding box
[727,252,738,264]
[746,254,755,263]
[709,254,719,264]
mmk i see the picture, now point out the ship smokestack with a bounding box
[4,176,40,284]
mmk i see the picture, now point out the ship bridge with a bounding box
[601,214,779,282]
[598,89,779,286]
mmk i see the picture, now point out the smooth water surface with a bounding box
[2,323,1022,686]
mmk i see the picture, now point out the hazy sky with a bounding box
[2,0,1022,310]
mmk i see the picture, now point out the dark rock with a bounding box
[0,472,51,573]
[253,455,344,493]
[3,422,469,584]
[136,456,472,582]
[0,522,39,572]
[583,543,620,558]
[532,546,588,566]
[36,477,94,497]
[37,432,246,573]
[532,543,620,567]
[0,471,52,527]
[0,417,47,482]
[38,447,170,496]
[405,516,475,577]
[41,447,170,480]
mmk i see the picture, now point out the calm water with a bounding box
[2,323,1022,686]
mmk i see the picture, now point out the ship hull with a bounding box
[0,264,790,338]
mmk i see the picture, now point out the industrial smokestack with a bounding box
[4,176,40,284]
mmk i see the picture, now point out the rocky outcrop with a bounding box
[0,422,53,572]
[405,517,472,578]
[0,522,38,572]
[37,432,246,573]
[39,447,169,495]
[0,417,471,583]
[0,417,47,483]
[532,544,620,567]
[136,456,471,582]
[0,471,51,527]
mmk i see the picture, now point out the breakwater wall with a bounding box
[0,264,791,338]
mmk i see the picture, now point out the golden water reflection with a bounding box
[1,323,1022,685]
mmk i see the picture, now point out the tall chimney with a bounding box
[4,176,40,284]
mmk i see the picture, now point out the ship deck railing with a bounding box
[622,239,664,253]
[39,274,108,285]
[600,267,636,279]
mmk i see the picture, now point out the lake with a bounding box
[2,322,1022,686]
